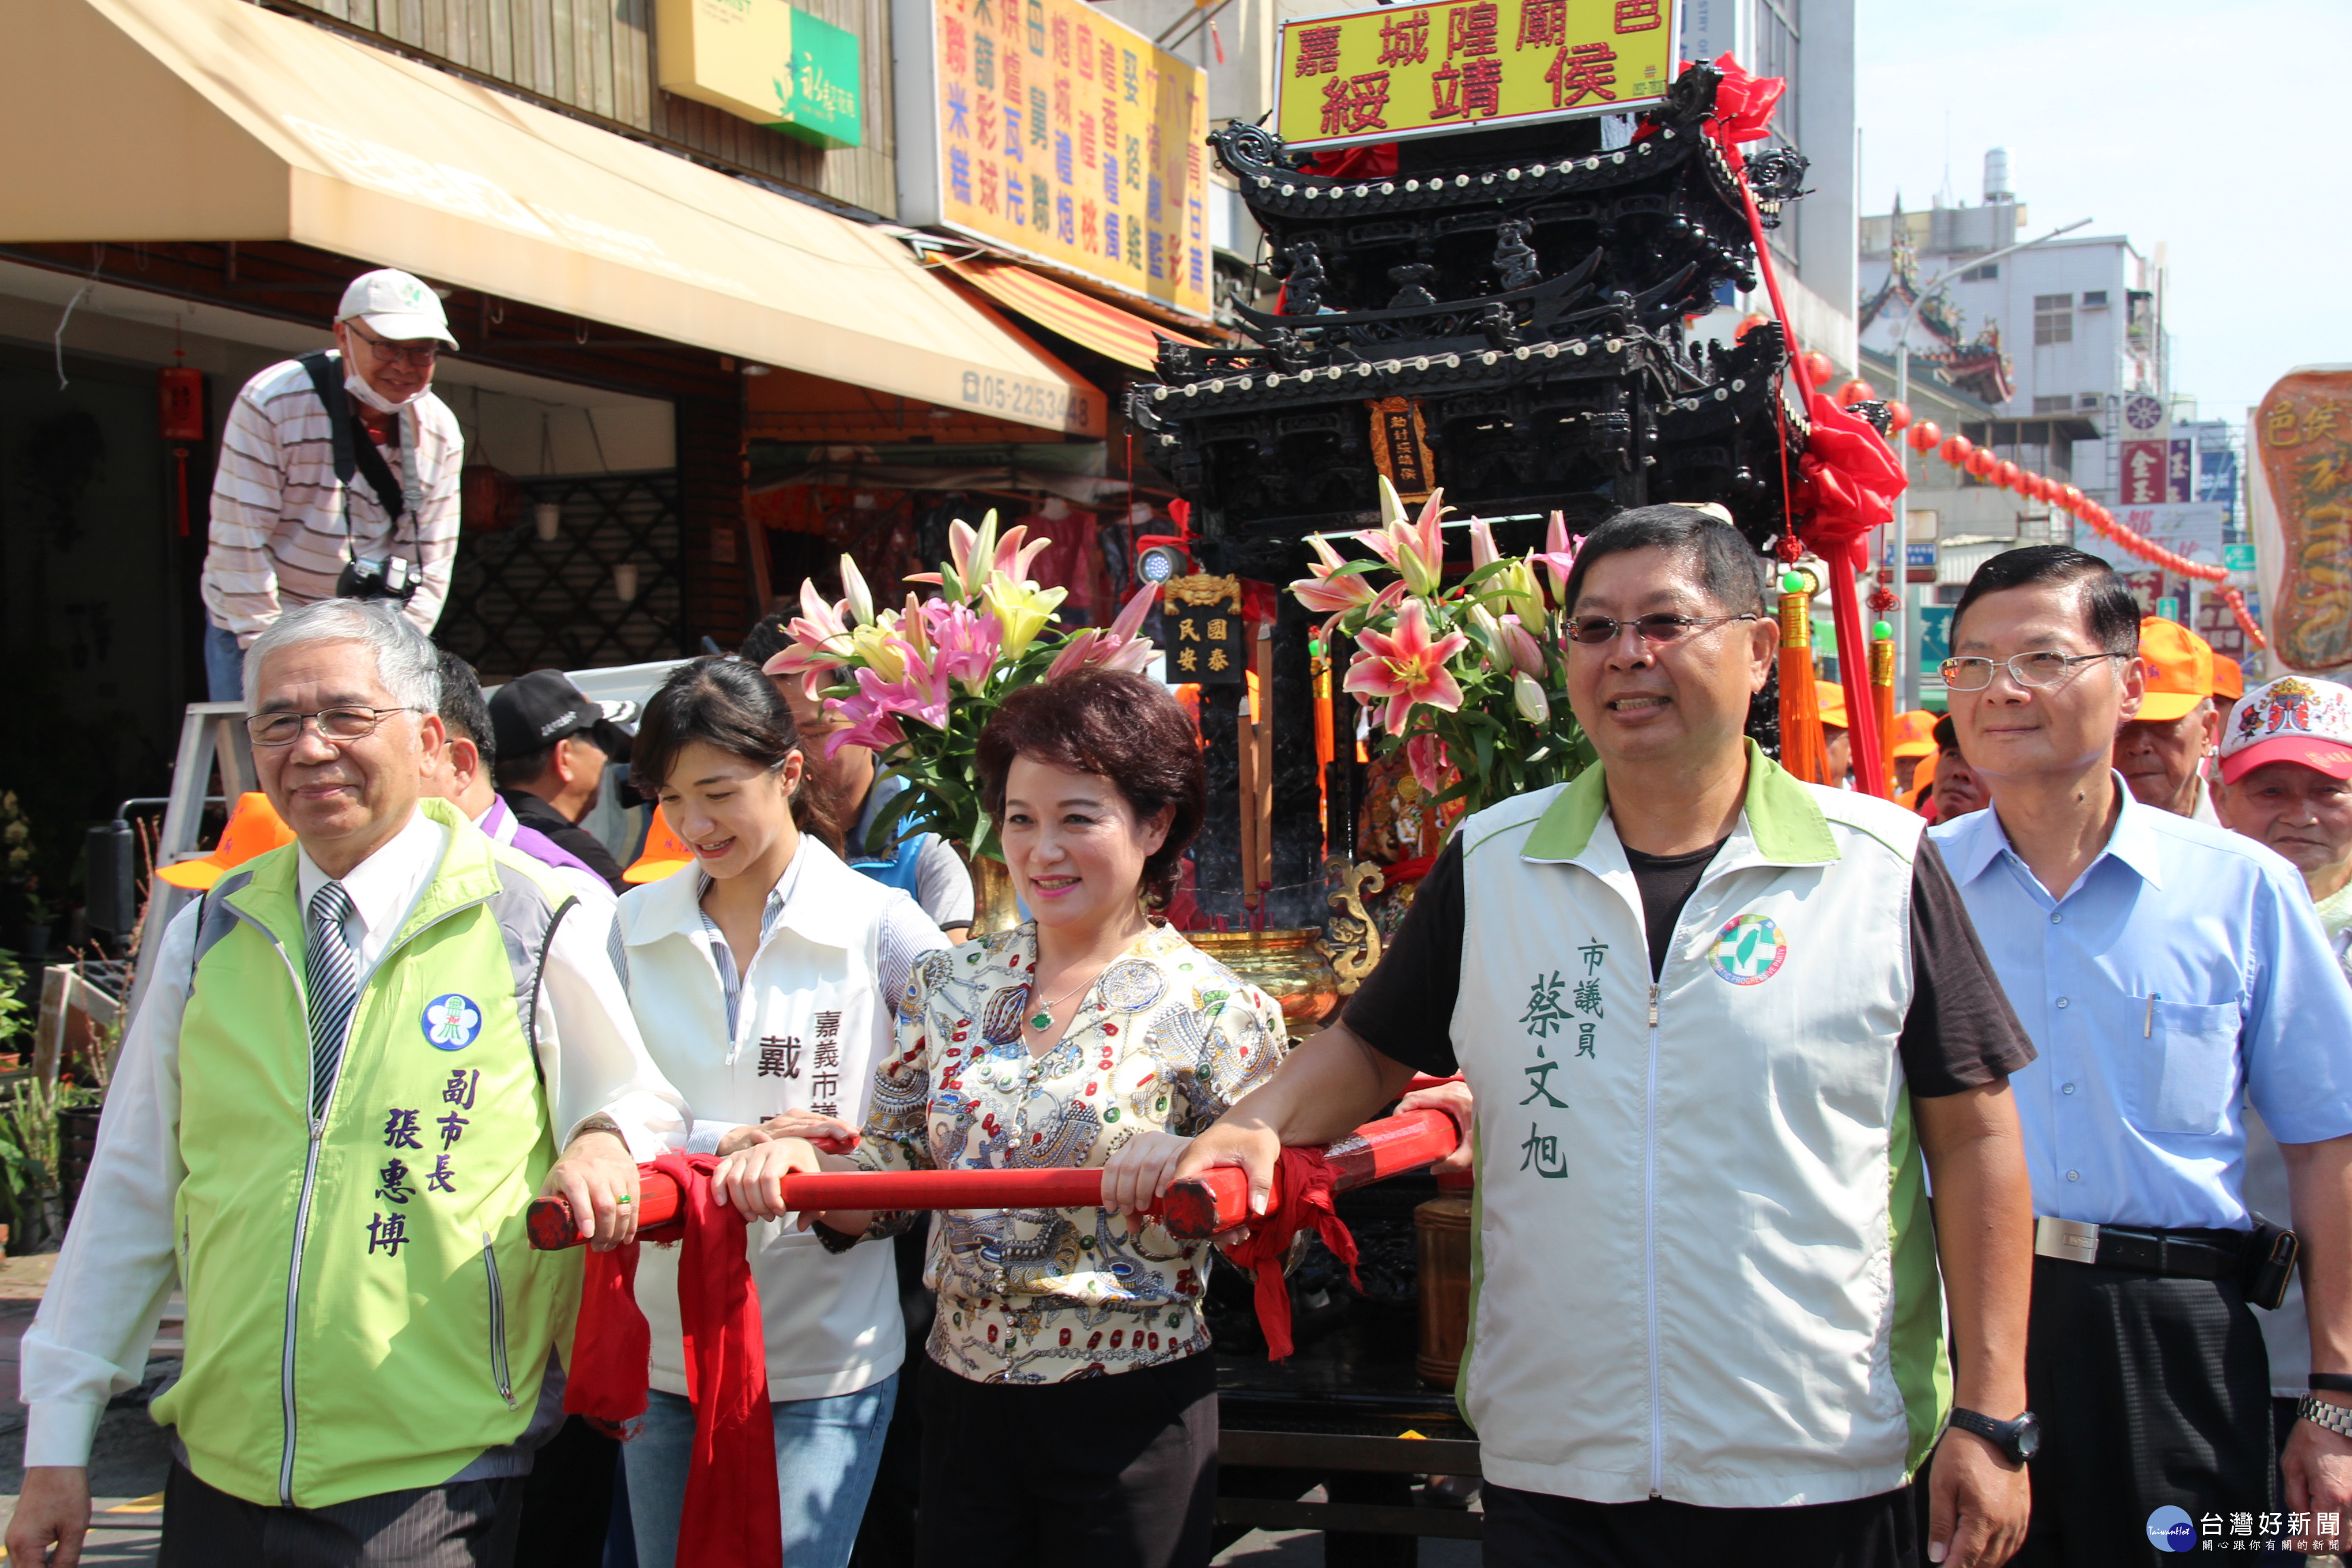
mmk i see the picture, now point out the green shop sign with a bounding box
[780,10,861,150]
[656,0,862,149]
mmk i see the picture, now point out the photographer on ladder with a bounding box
[200,268,464,700]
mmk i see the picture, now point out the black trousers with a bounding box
[157,1460,525,1568]
[914,1351,1217,1568]
[1484,1481,1918,1567]
[2011,1255,2276,1568]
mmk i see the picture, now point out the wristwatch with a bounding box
[1946,1407,2041,1466]
[2298,1394,2352,1440]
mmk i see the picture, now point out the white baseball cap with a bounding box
[336,268,458,349]
[2221,675,2352,784]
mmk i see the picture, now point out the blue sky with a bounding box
[1855,0,2351,421]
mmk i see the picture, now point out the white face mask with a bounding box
[343,362,421,413]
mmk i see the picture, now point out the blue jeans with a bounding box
[203,621,244,702]
[623,1371,897,1568]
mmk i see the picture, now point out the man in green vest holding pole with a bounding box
[10,600,685,1567]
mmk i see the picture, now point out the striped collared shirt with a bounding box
[200,353,462,645]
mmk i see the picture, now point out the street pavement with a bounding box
[0,1257,175,1564]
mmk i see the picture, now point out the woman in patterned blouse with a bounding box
[811,670,1286,1568]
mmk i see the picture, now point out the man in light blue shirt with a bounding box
[1935,545,2352,1563]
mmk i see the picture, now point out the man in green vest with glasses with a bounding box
[10,600,685,1567]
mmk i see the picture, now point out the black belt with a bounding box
[2034,1217,2249,1280]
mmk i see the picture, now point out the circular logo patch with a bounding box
[421,994,483,1051]
[2146,1505,2195,1552]
[1707,913,1788,986]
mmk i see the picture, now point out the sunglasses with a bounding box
[1565,613,1761,646]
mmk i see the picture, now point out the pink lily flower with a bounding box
[1044,587,1160,681]
[906,512,999,603]
[993,523,1052,585]
[1356,485,1448,598]
[920,599,1002,696]
[1343,598,1469,735]
[1288,536,1379,632]
[1406,732,1451,796]
[764,578,855,682]
[821,688,908,755]
[848,638,953,734]
[1535,511,1580,606]
[1469,518,1500,570]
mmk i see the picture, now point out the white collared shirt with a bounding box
[20,802,688,1469]
[295,806,443,977]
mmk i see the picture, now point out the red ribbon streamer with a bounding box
[1218,1147,1361,1360]
[565,1152,780,1568]
[1703,52,1895,797]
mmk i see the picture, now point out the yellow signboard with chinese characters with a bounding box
[1274,0,1678,150]
[913,0,1213,319]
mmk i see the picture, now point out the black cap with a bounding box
[489,670,638,761]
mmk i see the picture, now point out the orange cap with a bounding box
[2138,616,2216,723]
[623,808,696,885]
[1814,679,1849,730]
[2212,655,2244,702]
[155,792,296,889]
[1890,708,1938,760]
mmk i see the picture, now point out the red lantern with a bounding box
[1884,400,1913,433]
[1802,351,1835,387]
[1993,460,2020,490]
[1941,434,1974,465]
[1967,448,1997,480]
[1909,420,1942,453]
[1838,379,1877,408]
[2019,473,2043,502]
[1735,313,1771,342]
[2060,485,2085,512]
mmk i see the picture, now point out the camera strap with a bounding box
[299,352,420,561]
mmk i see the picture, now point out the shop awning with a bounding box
[937,259,1209,374]
[0,0,1100,436]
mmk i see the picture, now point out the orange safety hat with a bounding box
[2212,655,2245,703]
[1814,679,1850,730]
[623,808,696,884]
[155,792,296,889]
[2137,617,2216,723]
[1890,708,1938,760]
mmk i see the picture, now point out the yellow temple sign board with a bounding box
[903,0,1213,319]
[1274,0,1678,150]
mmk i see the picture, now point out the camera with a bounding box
[336,555,421,604]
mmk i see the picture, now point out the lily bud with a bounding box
[1513,672,1550,725]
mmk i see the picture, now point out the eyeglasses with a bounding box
[1565,612,1761,646]
[1938,651,2129,692]
[344,322,440,367]
[246,706,421,747]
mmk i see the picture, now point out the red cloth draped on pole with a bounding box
[565,1152,780,1568]
[1218,1147,1362,1360]
[1695,50,1901,797]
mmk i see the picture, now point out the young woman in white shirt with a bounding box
[612,657,949,1568]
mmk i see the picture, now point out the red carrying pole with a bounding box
[526,1107,1463,1251]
